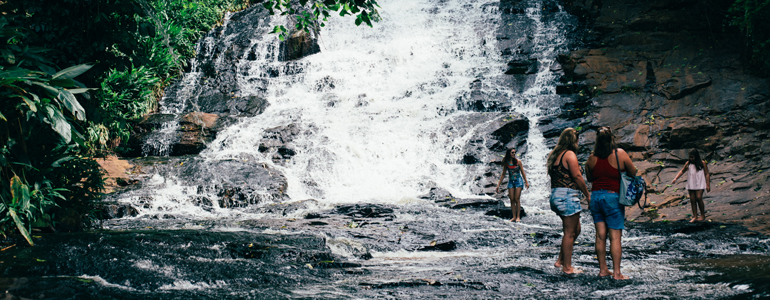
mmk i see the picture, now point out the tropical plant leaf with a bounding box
[20,95,37,112]
[52,64,93,80]
[29,81,60,98]
[45,106,72,143]
[66,88,95,94]
[51,155,75,167]
[58,89,86,121]
[9,209,34,246]
[10,175,31,210]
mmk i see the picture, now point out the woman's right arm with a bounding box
[496,162,506,193]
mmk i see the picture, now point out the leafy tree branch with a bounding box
[262,0,381,40]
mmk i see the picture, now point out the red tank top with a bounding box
[591,157,621,193]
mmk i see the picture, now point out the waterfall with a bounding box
[119,0,577,216]
[205,0,508,203]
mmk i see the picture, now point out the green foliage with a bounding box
[0,15,104,244]
[2,0,249,151]
[263,0,381,40]
[95,65,159,144]
[729,0,770,75]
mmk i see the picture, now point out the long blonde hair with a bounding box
[547,128,578,168]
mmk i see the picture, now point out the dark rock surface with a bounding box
[558,0,770,232]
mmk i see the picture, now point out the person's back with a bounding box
[549,150,579,190]
[590,152,621,193]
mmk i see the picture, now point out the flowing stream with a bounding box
[1,0,768,299]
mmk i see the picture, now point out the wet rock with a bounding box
[280,29,321,61]
[134,114,176,131]
[418,187,454,202]
[485,207,527,219]
[415,241,456,251]
[490,118,529,149]
[505,59,539,75]
[255,199,318,216]
[335,204,395,219]
[447,198,500,209]
[100,203,139,219]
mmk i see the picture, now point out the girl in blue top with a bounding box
[496,148,530,222]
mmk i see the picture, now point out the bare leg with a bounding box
[594,221,612,277]
[508,189,516,222]
[693,190,705,221]
[688,190,698,222]
[512,188,523,222]
[608,228,628,280]
[558,214,582,274]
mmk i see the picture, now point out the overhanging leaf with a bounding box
[9,209,34,246]
[58,89,86,121]
[29,81,60,98]
[66,88,95,94]
[51,64,92,80]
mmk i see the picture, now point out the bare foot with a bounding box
[598,271,613,277]
[554,261,562,268]
[696,216,706,221]
[563,267,583,275]
[509,218,516,222]
[515,218,521,222]
[613,274,630,280]
[689,217,697,223]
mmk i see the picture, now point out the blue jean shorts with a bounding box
[589,190,625,230]
[507,175,524,189]
[549,187,582,217]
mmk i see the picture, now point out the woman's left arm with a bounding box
[518,159,530,189]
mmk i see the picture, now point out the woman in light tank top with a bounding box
[672,149,711,222]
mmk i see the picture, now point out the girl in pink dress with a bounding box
[672,149,711,222]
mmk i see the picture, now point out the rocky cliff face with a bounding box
[557,0,770,233]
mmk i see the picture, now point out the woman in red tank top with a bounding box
[585,127,637,280]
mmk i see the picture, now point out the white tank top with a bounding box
[686,163,706,190]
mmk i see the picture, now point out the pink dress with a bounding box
[686,163,706,191]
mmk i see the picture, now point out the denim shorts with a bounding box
[549,187,582,217]
[589,190,625,230]
[507,175,524,189]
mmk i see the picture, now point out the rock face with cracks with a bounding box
[558,0,770,232]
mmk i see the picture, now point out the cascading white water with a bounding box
[512,2,573,208]
[124,0,576,215]
[206,0,510,203]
